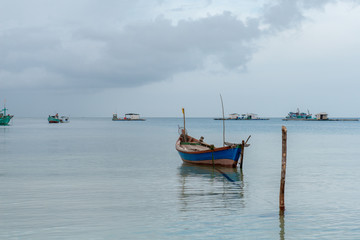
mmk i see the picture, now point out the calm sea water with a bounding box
[1,117,360,239]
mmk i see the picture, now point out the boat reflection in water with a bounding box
[178,163,246,211]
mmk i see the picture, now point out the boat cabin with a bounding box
[242,113,258,120]
[315,112,328,120]
[228,113,239,119]
[125,113,141,120]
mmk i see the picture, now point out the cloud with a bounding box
[1,12,261,90]
[263,1,305,30]
[0,0,354,91]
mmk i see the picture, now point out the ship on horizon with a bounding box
[283,108,313,120]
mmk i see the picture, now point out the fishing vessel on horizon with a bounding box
[283,108,313,120]
[0,104,13,125]
[48,114,70,123]
[282,109,358,121]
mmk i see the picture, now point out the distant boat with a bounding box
[283,111,358,121]
[214,113,269,120]
[0,105,13,125]
[176,108,249,168]
[48,114,70,123]
[112,113,145,121]
[283,108,313,121]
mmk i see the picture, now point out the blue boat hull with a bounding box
[176,139,242,167]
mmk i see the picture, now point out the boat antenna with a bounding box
[3,99,6,115]
[182,108,187,142]
[220,94,225,146]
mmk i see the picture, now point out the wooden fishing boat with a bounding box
[0,106,13,125]
[176,107,250,168]
[176,134,243,167]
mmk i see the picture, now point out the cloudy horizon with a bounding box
[1,0,359,118]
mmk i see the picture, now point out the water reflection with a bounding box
[179,163,243,182]
[0,127,10,148]
[1,127,10,133]
[279,214,285,240]
[178,163,246,211]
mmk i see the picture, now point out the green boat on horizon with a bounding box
[0,106,14,125]
[48,113,70,123]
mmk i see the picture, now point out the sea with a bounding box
[1,117,360,239]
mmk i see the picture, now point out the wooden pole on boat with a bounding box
[279,126,287,214]
[239,140,245,169]
[245,135,251,145]
[220,94,225,146]
[182,108,187,142]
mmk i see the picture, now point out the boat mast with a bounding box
[220,94,225,146]
[3,99,6,116]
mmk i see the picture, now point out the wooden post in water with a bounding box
[279,126,287,214]
[239,140,245,169]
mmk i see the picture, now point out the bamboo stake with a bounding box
[279,126,287,214]
[182,108,187,142]
[239,140,245,169]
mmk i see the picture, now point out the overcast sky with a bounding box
[1,0,359,117]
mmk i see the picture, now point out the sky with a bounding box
[1,0,360,117]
